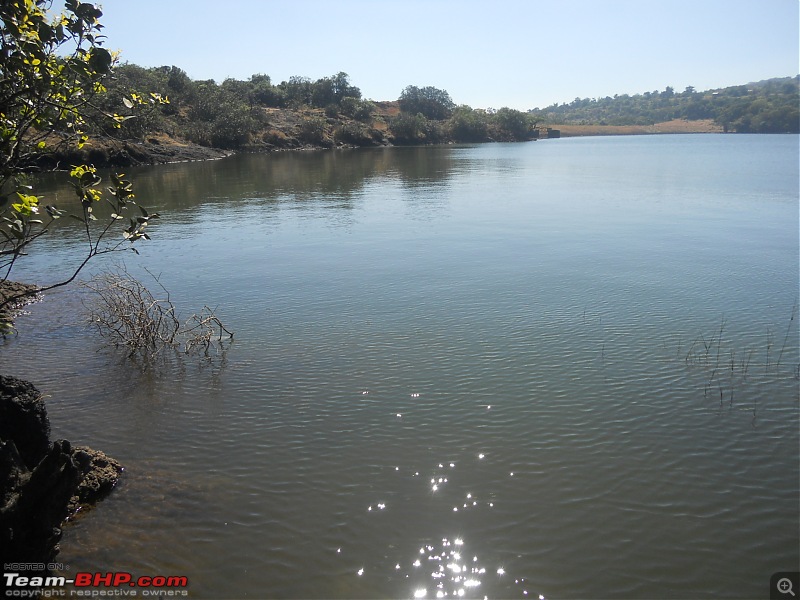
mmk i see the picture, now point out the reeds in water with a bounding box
[683,305,799,407]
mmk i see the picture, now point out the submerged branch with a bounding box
[82,266,233,363]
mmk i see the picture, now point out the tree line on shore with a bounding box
[528,76,800,133]
[88,66,796,153]
[85,66,540,150]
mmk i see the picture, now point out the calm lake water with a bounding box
[2,135,798,599]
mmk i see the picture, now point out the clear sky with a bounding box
[94,0,799,110]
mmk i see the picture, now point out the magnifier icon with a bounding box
[778,578,796,596]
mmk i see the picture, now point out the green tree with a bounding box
[249,73,285,108]
[390,113,429,144]
[91,63,170,138]
[0,0,158,322]
[330,71,360,104]
[310,72,361,108]
[491,107,533,140]
[398,85,455,120]
[1,0,111,189]
[298,115,329,146]
[185,80,257,149]
[338,96,374,122]
[311,76,336,108]
[448,106,488,142]
[221,77,253,105]
[279,76,312,107]
[167,66,192,95]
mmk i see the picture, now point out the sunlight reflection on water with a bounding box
[337,440,552,599]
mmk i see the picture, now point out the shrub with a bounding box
[448,106,489,142]
[298,115,329,145]
[398,85,455,120]
[491,107,533,140]
[334,123,372,145]
[390,113,428,144]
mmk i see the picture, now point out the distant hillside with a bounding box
[529,76,800,133]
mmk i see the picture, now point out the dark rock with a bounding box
[0,375,50,468]
[0,438,80,568]
[67,446,123,516]
[0,440,26,506]
[0,376,123,573]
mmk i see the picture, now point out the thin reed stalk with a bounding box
[775,301,797,369]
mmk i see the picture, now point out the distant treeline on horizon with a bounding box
[91,66,799,151]
[529,76,800,133]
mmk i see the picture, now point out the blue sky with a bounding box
[95,0,799,110]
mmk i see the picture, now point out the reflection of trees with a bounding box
[30,147,461,241]
[385,146,461,188]
[127,150,386,209]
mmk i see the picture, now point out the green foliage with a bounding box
[330,72,361,104]
[398,85,455,120]
[277,73,360,110]
[90,63,171,138]
[298,115,329,145]
[354,101,375,123]
[491,107,534,140]
[0,0,157,319]
[309,72,361,109]
[448,106,489,142]
[449,106,537,142]
[94,67,373,150]
[530,77,800,133]
[167,66,192,95]
[340,97,375,122]
[209,105,257,149]
[333,122,372,146]
[248,73,285,107]
[184,80,257,148]
[279,76,312,107]
[390,113,428,144]
[713,78,800,132]
[311,77,336,108]
[390,113,446,145]
[0,0,114,190]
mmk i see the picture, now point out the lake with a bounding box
[2,134,798,599]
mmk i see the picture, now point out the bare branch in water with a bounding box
[83,265,233,363]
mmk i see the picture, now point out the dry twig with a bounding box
[83,266,233,361]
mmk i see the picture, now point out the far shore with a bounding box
[550,118,724,137]
[40,118,730,170]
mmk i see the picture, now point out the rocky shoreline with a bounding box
[0,374,122,575]
[0,280,40,325]
[33,137,234,170]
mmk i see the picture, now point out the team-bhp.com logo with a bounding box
[3,572,189,597]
